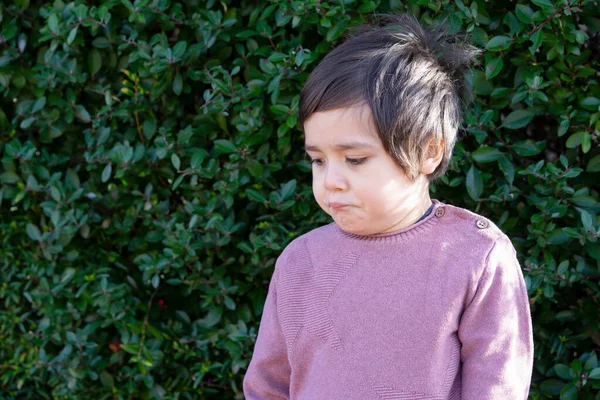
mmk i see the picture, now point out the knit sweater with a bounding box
[243,199,534,399]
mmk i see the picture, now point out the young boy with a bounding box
[243,14,533,399]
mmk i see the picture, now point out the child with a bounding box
[243,13,533,399]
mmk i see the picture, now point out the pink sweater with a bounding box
[243,200,533,399]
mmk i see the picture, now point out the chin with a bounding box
[335,219,369,235]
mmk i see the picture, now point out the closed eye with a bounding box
[347,157,367,165]
[307,157,367,166]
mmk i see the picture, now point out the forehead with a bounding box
[303,105,382,149]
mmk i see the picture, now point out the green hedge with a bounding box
[0,0,599,398]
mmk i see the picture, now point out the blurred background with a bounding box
[0,0,599,398]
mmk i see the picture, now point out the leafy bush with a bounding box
[0,0,599,399]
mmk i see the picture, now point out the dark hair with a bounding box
[299,14,481,180]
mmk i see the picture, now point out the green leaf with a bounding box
[585,352,598,370]
[92,37,111,49]
[472,147,503,163]
[214,139,236,153]
[532,0,555,9]
[515,4,533,23]
[590,367,600,379]
[172,73,183,95]
[358,1,377,13]
[466,165,483,200]
[248,160,264,178]
[544,283,554,298]
[101,164,112,183]
[26,223,41,240]
[32,97,46,113]
[143,118,156,139]
[88,49,102,76]
[1,171,21,184]
[326,19,347,42]
[572,195,596,207]
[75,106,91,123]
[294,50,305,67]
[224,296,236,310]
[171,154,180,170]
[20,117,35,129]
[582,132,591,153]
[152,274,160,288]
[280,179,296,199]
[175,310,191,324]
[246,188,267,203]
[121,0,134,11]
[485,56,503,80]
[529,30,543,54]
[100,371,114,388]
[513,140,544,156]
[171,174,184,190]
[554,364,572,380]
[558,119,570,137]
[236,30,257,39]
[587,155,600,172]
[577,68,595,78]
[502,110,534,129]
[268,52,287,62]
[120,343,139,355]
[172,41,187,59]
[67,27,78,45]
[559,383,577,400]
[565,131,586,148]
[50,186,61,202]
[540,379,564,395]
[197,306,222,328]
[48,14,59,34]
[555,310,577,321]
[486,36,512,51]
[270,105,289,115]
[191,152,205,169]
[581,209,593,230]
[498,156,515,185]
[61,268,76,284]
[580,97,600,111]
[274,10,292,27]
[68,368,85,379]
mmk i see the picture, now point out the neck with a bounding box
[369,184,432,237]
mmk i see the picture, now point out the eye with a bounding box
[346,157,367,165]
[310,158,324,166]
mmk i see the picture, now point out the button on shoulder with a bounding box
[476,219,489,229]
[435,207,445,218]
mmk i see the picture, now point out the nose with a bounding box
[323,163,348,192]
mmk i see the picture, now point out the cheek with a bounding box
[361,176,406,210]
[312,178,327,206]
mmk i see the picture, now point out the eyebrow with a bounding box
[304,141,376,152]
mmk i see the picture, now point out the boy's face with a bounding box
[304,105,431,236]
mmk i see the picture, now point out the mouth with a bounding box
[328,202,350,210]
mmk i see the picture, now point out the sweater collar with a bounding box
[333,199,444,242]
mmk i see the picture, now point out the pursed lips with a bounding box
[328,202,350,210]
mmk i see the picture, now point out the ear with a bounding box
[420,138,444,175]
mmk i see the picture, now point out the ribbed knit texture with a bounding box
[243,200,534,399]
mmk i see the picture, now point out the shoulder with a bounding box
[439,201,509,244]
[435,201,518,268]
[437,201,518,269]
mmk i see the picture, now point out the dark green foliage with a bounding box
[0,0,599,398]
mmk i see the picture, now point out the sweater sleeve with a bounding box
[458,234,534,399]
[243,259,291,399]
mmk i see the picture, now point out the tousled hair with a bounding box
[299,13,481,181]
